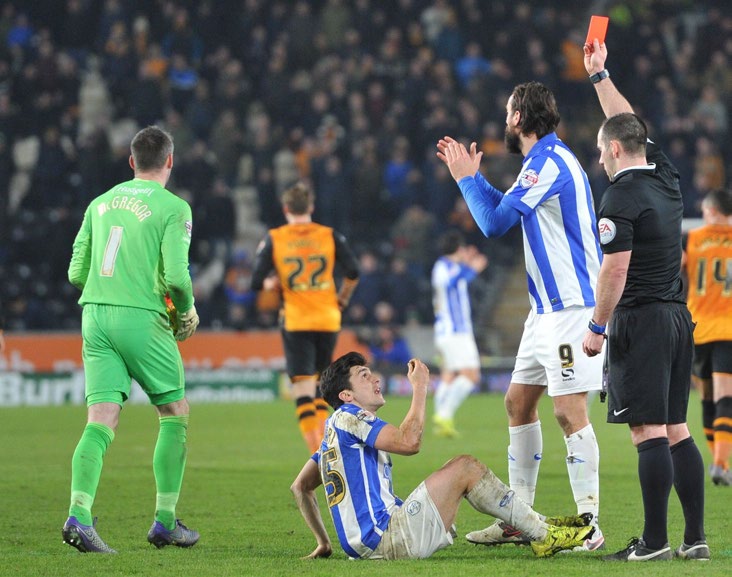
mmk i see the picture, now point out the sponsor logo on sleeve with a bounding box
[519,169,539,188]
[598,218,616,244]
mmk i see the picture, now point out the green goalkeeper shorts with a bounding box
[81,304,185,407]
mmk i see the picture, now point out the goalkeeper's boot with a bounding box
[531,524,595,558]
[466,520,531,546]
[602,537,672,561]
[544,512,593,527]
[147,519,200,548]
[62,516,117,553]
[675,539,711,560]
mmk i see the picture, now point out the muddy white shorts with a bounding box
[370,482,454,559]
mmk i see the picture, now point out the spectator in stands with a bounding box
[223,249,256,330]
[345,250,385,327]
[390,204,436,278]
[383,255,422,325]
[0,1,729,333]
[365,324,413,371]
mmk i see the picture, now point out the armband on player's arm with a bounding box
[337,277,359,310]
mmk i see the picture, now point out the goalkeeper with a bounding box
[63,126,200,553]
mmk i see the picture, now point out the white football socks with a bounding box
[466,469,548,540]
[507,420,543,506]
[564,423,600,520]
[435,375,475,420]
[434,380,449,418]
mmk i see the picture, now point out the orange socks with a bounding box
[295,396,321,453]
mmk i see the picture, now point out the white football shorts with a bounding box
[371,481,454,560]
[435,333,480,371]
[512,306,603,396]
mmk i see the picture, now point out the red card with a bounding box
[585,15,609,47]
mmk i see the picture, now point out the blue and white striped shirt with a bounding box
[432,256,477,337]
[458,133,602,313]
[313,403,401,559]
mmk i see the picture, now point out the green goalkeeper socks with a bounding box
[153,415,189,530]
[69,422,115,526]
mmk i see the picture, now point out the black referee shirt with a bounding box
[596,140,685,307]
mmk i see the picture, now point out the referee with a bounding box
[581,40,707,561]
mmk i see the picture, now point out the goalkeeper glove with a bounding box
[175,306,199,341]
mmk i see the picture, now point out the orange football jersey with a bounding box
[270,222,341,332]
[685,224,732,344]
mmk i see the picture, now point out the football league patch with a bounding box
[598,218,616,244]
[519,169,539,189]
[185,220,193,237]
[357,409,376,422]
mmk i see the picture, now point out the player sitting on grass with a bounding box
[291,352,595,560]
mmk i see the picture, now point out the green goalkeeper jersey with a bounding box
[68,178,194,314]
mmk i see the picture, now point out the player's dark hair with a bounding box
[437,229,465,256]
[320,351,367,409]
[282,182,314,215]
[703,188,732,216]
[130,126,174,171]
[511,81,560,139]
[600,113,647,156]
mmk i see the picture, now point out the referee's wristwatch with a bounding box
[588,319,606,336]
[589,69,610,84]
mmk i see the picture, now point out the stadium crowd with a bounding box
[0,0,729,345]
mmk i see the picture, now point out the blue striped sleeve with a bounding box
[457,174,521,237]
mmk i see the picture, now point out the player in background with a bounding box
[64,126,200,553]
[683,188,732,486]
[431,229,488,437]
[436,81,604,551]
[290,352,595,560]
[251,182,359,453]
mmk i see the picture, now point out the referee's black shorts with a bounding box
[282,329,338,380]
[607,302,693,425]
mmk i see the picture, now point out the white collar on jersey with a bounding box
[612,163,656,181]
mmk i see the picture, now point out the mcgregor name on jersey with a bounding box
[97,195,153,222]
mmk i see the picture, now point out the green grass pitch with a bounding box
[1,391,729,577]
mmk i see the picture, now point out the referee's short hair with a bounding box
[601,113,647,156]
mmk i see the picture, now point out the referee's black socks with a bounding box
[637,437,673,549]
[670,436,706,545]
